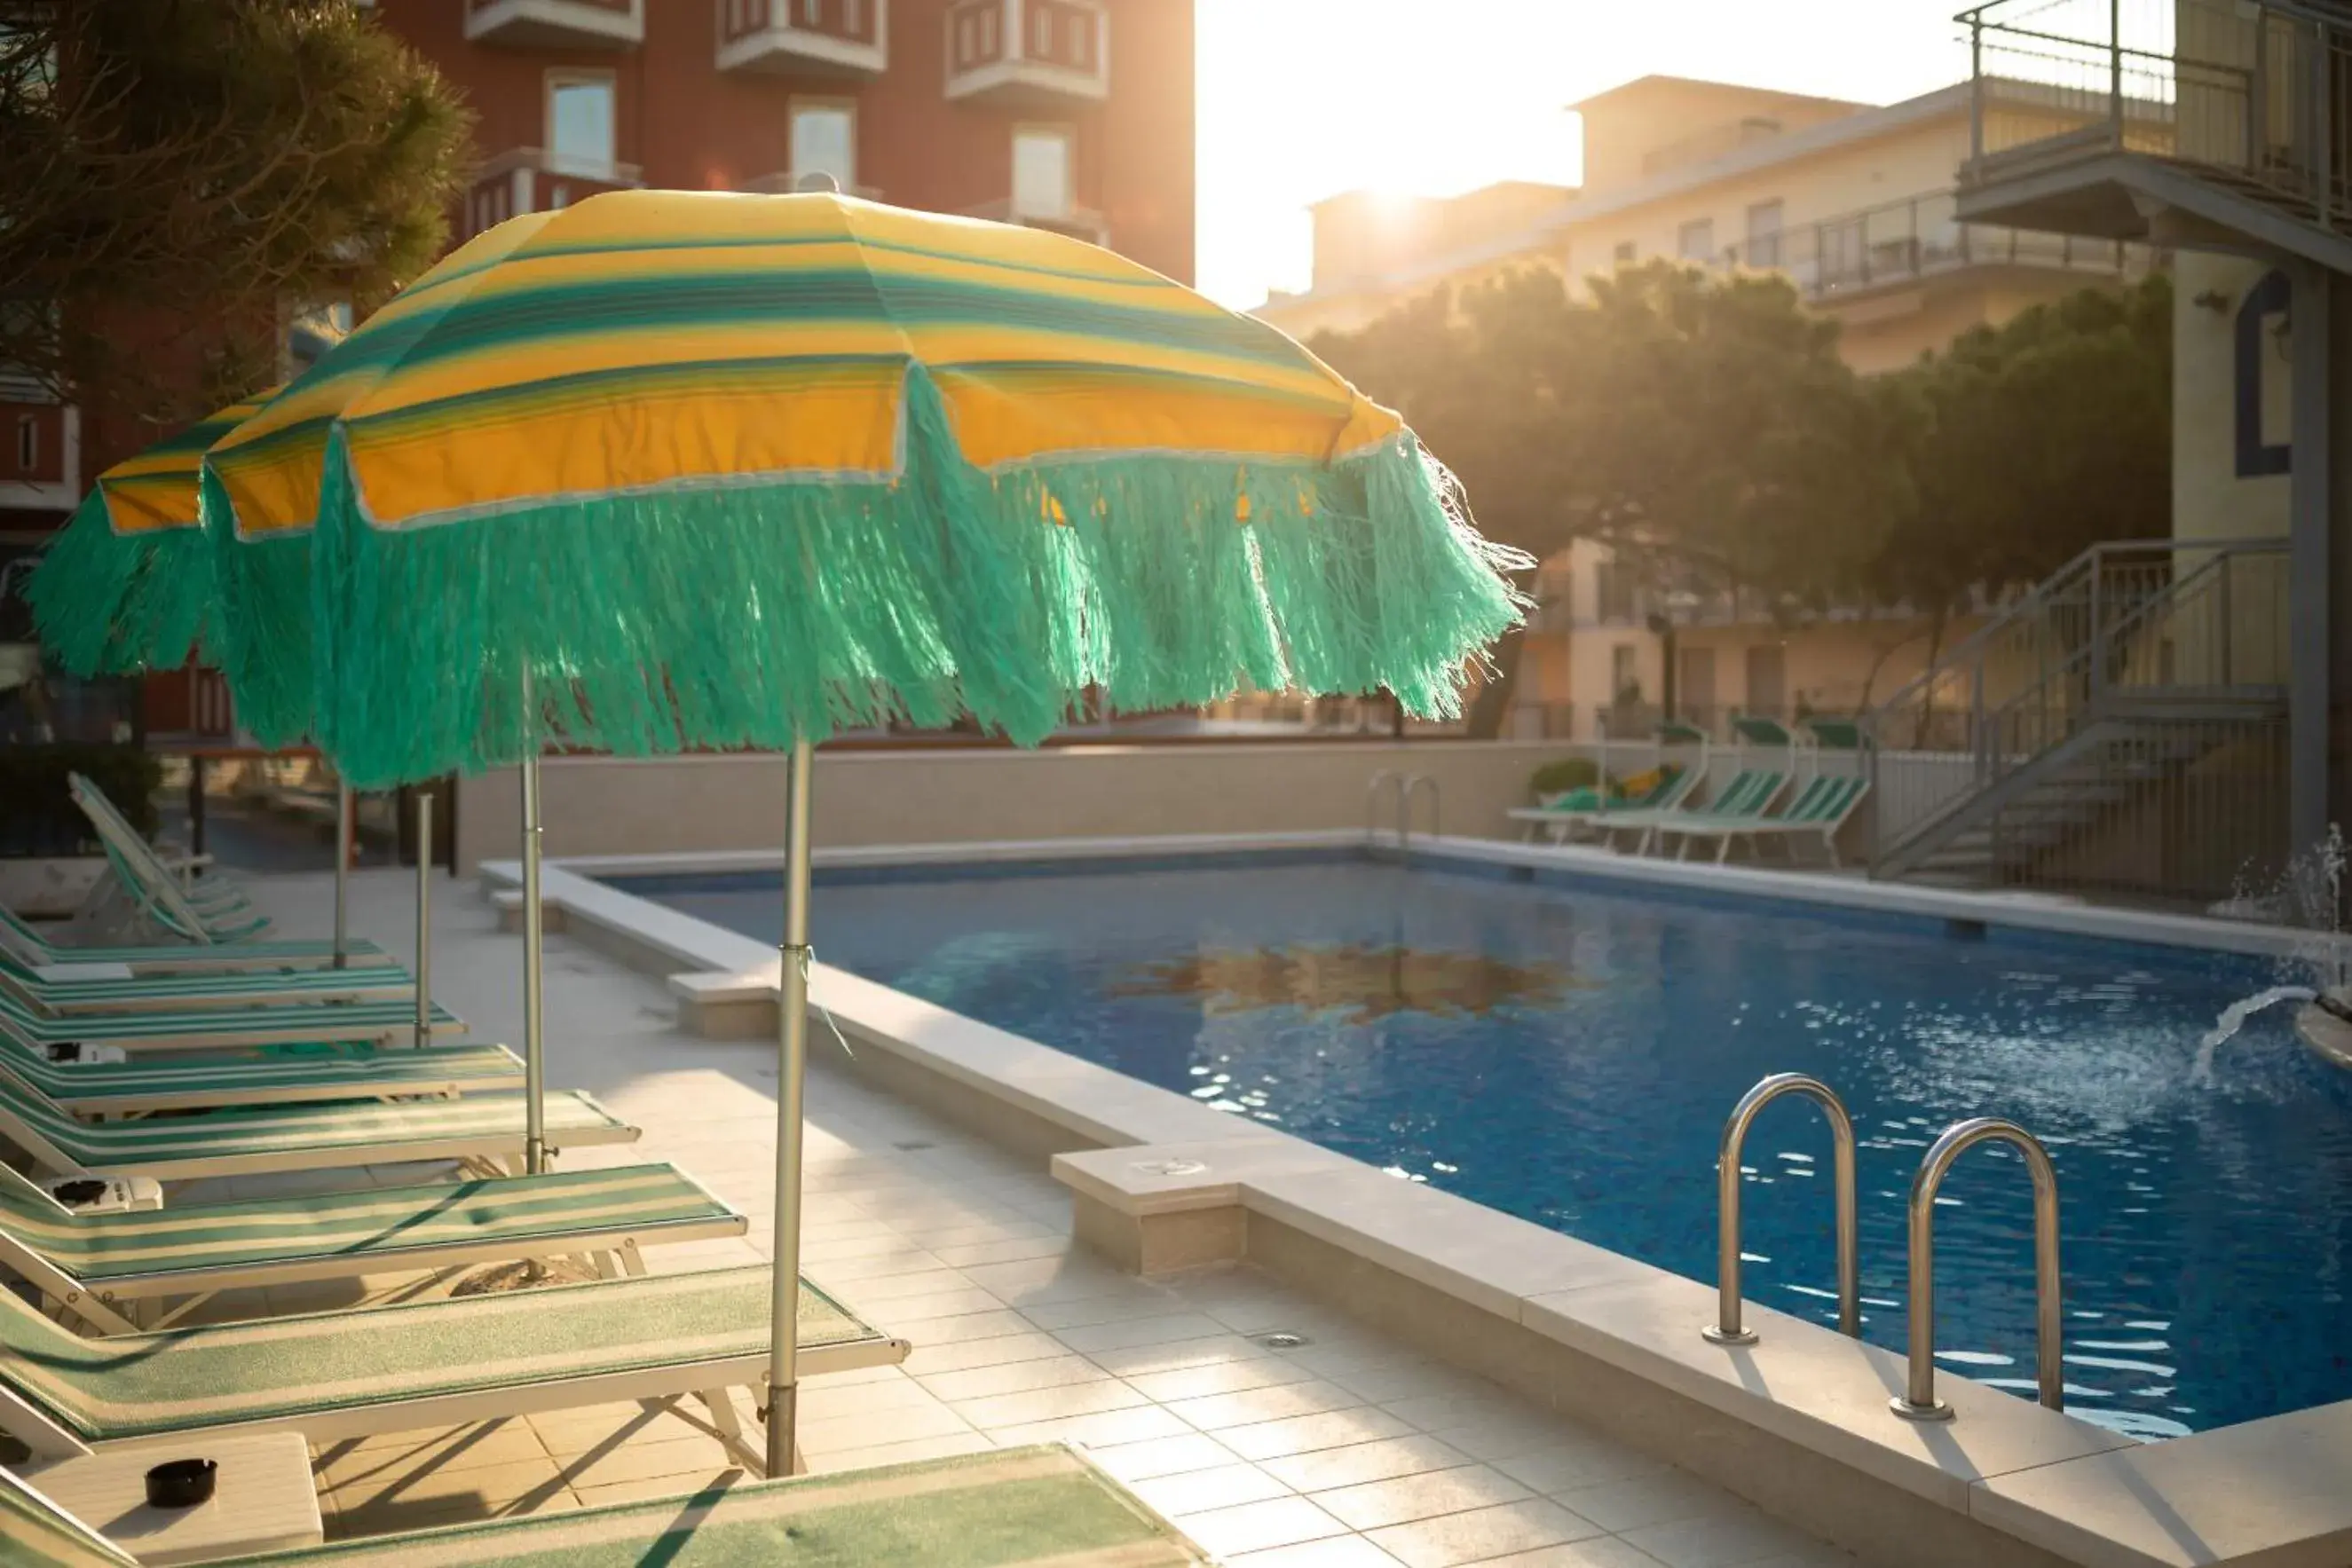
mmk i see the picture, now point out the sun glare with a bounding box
[1196,0,1976,311]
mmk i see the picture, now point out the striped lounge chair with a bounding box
[0,1161,745,1333]
[0,945,418,1014]
[0,904,399,976]
[0,1066,636,1182]
[0,1029,525,1115]
[3,1446,1209,1566]
[1506,763,1697,844]
[67,773,272,945]
[0,987,463,1055]
[1598,767,1790,857]
[0,1260,909,1475]
[1659,773,1873,866]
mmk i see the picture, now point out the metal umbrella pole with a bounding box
[766,736,815,1477]
[332,784,352,968]
[520,676,548,1177]
[412,789,434,1051]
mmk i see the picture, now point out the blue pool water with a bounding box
[619,854,2352,1439]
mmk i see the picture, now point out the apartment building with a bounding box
[0,0,1196,735]
[1259,75,2151,745]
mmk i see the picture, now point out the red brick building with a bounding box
[1,0,1196,733]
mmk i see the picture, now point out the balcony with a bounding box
[463,149,644,240]
[716,0,886,77]
[1718,188,2159,304]
[463,0,642,49]
[964,196,1109,247]
[738,170,884,200]
[945,0,1109,107]
[1954,0,2352,269]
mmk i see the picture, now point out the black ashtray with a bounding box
[144,1458,217,1509]
[43,1043,84,1063]
[51,1180,107,1208]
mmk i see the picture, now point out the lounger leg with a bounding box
[617,1239,647,1277]
[1823,832,1842,870]
[1716,836,1732,865]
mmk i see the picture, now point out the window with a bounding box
[791,100,856,191]
[1069,12,1091,67]
[1677,217,1715,264]
[1611,644,1641,703]
[1032,4,1051,55]
[957,12,976,63]
[1612,240,1636,267]
[1013,125,1073,219]
[802,0,819,21]
[1745,200,1783,267]
[14,416,35,474]
[980,5,997,53]
[1595,561,1636,623]
[547,73,616,175]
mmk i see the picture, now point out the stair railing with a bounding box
[1866,538,2287,878]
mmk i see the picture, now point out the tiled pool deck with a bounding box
[168,868,1869,1568]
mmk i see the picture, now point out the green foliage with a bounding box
[0,1,472,424]
[1307,263,2172,705]
[1873,272,2172,614]
[1529,757,1600,796]
[0,745,161,857]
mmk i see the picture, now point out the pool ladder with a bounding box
[1366,771,1439,852]
[1704,1074,2064,1420]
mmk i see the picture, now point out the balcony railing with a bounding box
[738,171,885,201]
[463,150,644,240]
[1719,188,2159,300]
[716,0,887,76]
[464,0,642,49]
[1960,0,2352,234]
[945,0,1109,106]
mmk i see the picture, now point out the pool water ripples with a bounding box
[633,858,2352,1441]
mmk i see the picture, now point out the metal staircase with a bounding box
[1867,539,2290,900]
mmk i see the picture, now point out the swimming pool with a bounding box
[614,852,2352,1440]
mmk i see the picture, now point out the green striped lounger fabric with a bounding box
[3,1446,1208,1567]
[0,1260,903,1446]
[0,1162,743,1325]
[0,1068,635,1180]
[0,989,462,1053]
[0,1032,525,1115]
[0,956,416,1016]
[0,905,399,975]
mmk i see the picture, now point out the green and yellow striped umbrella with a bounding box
[201,190,1523,785]
[27,387,278,676]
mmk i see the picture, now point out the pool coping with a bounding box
[480,834,2352,1568]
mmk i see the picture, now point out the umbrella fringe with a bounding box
[220,366,1526,787]
[24,491,213,679]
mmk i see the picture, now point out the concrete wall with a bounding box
[453,741,1571,871]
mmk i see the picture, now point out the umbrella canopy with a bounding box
[27,388,278,677]
[197,189,1527,1477]
[201,190,1523,786]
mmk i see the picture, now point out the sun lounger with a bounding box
[0,1259,908,1475]
[4,1444,1207,1566]
[1593,767,1788,856]
[1660,773,1872,866]
[68,773,273,945]
[0,947,418,1015]
[1508,763,1698,843]
[0,987,462,1055]
[0,1161,744,1333]
[0,905,399,976]
[0,1065,635,1182]
[0,1030,525,1115]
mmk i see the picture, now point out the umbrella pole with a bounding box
[520,747,547,1177]
[413,789,433,1051]
[332,784,351,968]
[767,736,814,1477]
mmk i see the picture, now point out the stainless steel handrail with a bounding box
[1365,770,1401,845]
[1704,1074,1859,1345]
[1890,1117,2064,1419]
[1404,775,1440,844]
